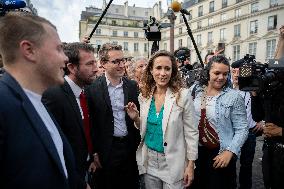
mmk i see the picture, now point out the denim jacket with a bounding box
[190,84,248,157]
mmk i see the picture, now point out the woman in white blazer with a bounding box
[125,51,198,189]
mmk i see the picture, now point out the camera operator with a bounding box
[231,64,263,189]
[174,47,196,87]
[251,25,284,189]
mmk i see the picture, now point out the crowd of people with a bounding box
[0,12,284,189]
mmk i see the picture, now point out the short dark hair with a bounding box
[63,42,95,75]
[0,12,56,64]
[99,43,122,63]
[199,55,230,88]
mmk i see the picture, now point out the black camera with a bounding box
[236,54,284,95]
[143,16,161,41]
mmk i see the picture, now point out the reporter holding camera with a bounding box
[231,65,263,189]
[190,55,248,189]
[251,25,284,189]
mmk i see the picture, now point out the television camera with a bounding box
[235,54,284,96]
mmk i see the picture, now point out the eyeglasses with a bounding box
[108,58,127,65]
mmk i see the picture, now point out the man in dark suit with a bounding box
[0,13,79,189]
[87,43,140,189]
[42,42,98,189]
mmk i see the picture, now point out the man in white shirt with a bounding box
[42,42,97,189]
[231,66,263,189]
[0,12,79,189]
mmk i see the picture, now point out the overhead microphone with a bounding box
[171,1,190,15]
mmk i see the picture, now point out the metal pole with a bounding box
[181,12,204,67]
[88,0,114,40]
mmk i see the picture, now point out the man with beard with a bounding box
[42,42,98,189]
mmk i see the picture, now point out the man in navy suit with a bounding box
[0,12,79,189]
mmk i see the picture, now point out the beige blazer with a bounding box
[136,88,198,184]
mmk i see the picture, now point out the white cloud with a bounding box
[31,0,167,42]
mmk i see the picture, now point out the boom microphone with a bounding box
[171,1,182,12]
[171,1,190,15]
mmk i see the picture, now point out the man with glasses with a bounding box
[86,43,140,189]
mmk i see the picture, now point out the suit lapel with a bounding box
[1,73,67,178]
[162,88,175,139]
[62,81,83,127]
[122,77,129,106]
[140,96,152,140]
[101,76,112,109]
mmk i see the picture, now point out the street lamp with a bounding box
[167,0,177,53]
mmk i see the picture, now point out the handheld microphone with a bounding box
[0,0,26,9]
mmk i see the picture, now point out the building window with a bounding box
[270,0,278,8]
[124,31,128,37]
[133,10,136,15]
[188,11,192,20]
[235,8,241,18]
[209,1,214,13]
[144,43,148,52]
[134,32,138,38]
[112,20,117,25]
[251,2,259,13]
[221,13,227,21]
[187,37,191,48]
[112,41,118,45]
[233,45,240,61]
[134,43,139,52]
[268,15,277,30]
[250,20,258,34]
[198,6,203,17]
[197,34,202,45]
[222,0,228,8]
[115,8,119,13]
[234,24,241,37]
[164,43,167,50]
[236,0,242,3]
[179,27,182,34]
[220,28,225,41]
[178,39,183,48]
[96,28,101,35]
[179,14,184,23]
[208,18,214,26]
[248,42,257,56]
[208,32,213,43]
[197,21,202,29]
[95,40,102,47]
[145,11,148,16]
[266,39,276,59]
[123,42,128,51]
[112,30,117,37]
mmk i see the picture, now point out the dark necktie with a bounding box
[79,91,93,154]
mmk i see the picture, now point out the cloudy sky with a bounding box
[31,0,169,42]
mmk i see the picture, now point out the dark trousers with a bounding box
[94,138,139,189]
[239,131,256,189]
[262,140,284,189]
[190,146,237,189]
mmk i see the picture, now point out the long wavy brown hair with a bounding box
[140,50,184,100]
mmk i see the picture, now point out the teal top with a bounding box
[145,97,165,153]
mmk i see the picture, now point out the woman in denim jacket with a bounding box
[190,55,248,189]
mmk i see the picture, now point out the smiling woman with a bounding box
[189,55,248,189]
[125,50,199,189]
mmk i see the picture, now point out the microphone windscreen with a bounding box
[171,1,182,12]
